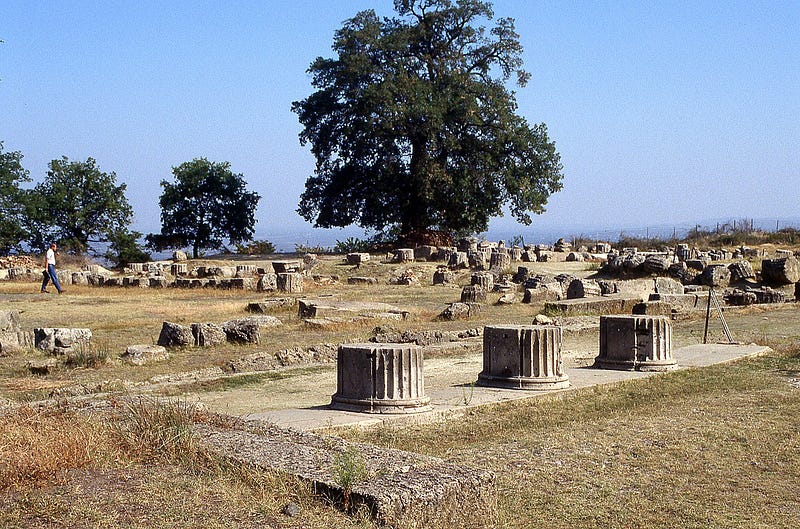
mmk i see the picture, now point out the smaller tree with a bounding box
[0,142,31,254]
[150,158,260,258]
[27,156,135,254]
[104,228,151,267]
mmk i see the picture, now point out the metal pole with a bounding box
[703,288,713,344]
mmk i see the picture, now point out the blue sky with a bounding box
[1,1,798,246]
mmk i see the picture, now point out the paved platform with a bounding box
[245,343,770,431]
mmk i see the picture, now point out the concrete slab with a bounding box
[243,343,771,432]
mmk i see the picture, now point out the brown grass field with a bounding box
[0,254,798,528]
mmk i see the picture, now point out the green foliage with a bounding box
[333,236,371,254]
[293,0,563,245]
[150,158,260,259]
[294,242,329,254]
[331,445,368,512]
[0,142,32,254]
[235,239,276,255]
[104,228,151,267]
[26,157,133,254]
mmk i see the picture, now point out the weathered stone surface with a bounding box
[236,265,258,277]
[432,267,455,285]
[642,254,670,274]
[448,251,469,269]
[648,292,710,312]
[228,343,338,372]
[34,328,93,355]
[728,260,755,282]
[489,251,511,271]
[654,277,684,295]
[796,281,800,302]
[761,257,800,285]
[331,343,431,413]
[277,272,303,293]
[566,251,584,262]
[223,316,282,344]
[544,297,642,316]
[566,278,601,299]
[223,278,256,290]
[247,298,296,313]
[699,264,731,288]
[439,302,482,320]
[0,310,19,333]
[392,248,415,263]
[157,321,194,347]
[413,245,438,261]
[371,328,481,346]
[478,325,569,390]
[348,276,379,285]
[596,315,675,371]
[173,250,188,262]
[257,273,278,291]
[26,358,58,375]
[632,301,674,316]
[299,299,408,321]
[460,285,487,303]
[346,253,370,265]
[149,277,169,288]
[192,323,227,346]
[272,261,302,274]
[470,272,494,292]
[725,287,785,306]
[71,272,89,286]
[121,344,170,365]
[197,422,495,526]
[496,293,517,304]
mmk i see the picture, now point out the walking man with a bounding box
[40,242,64,294]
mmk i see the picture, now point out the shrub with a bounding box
[333,237,371,254]
[235,239,276,255]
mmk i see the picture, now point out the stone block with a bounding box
[478,325,569,390]
[392,248,415,263]
[632,301,674,316]
[761,257,800,285]
[595,315,676,371]
[192,323,227,346]
[544,297,642,316]
[277,272,303,293]
[566,251,584,262]
[34,328,92,355]
[566,278,601,299]
[330,344,431,414]
[273,260,302,274]
[71,272,88,286]
[647,292,709,311]
[643,254,670,274]
[121,344,170,365]
[461,285,487,303]
[414,245,438,261]
[432,267,455,285]
[489,252,511,270]
[0,310,19,333]
[654,277,684,295]
[157,322,194,347]
[699,264,731,288]
[257,273,278,291]
[149,277,169,288]
[236,265,258,277]
[439,302,482,320]
[471,272,494,292]
[523,287,560,304]
[448,251,469,269]
[728,260,755,282]
[247,298,295,313]
[223,316,282,344]
[348,276,379,285]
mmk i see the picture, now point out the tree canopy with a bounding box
[27,156,135,254]
[149,158,260,258]
[293,0,563,244]
[0,142,31,254]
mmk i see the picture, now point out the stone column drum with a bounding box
[477,325,569,390]
[595,315,676,371]
[330,344,432,414]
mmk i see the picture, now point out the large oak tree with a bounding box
[0,142,31,254]
[293,0,563,244]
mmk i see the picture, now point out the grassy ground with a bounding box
[1,254,799,527]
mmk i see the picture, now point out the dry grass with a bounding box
[341,349,800,528]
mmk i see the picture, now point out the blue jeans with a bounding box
[41,264,63,292]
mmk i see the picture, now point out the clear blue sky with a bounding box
[1,1,798,246]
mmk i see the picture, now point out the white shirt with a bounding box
[46,248,56,266]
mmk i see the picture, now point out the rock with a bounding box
[173,250,188,262]
[761,256,800,285]
[566,251,584,262]
[643,255,670,274]
[34,328,92,355]
[277,272,303,293]
[448,251,469,269]
[392,248,415,263]
[728,260,756,282]
[654,277,684,295]
[566,279,601,299]
[192,323,227,346]
[0,310,19,333]
[122,344,170,365]
[496,293,516,305]
[489,251,511,271]
[532,314,553,325]
[460,285,487,303]
[247,298,295,313]
[282,503,301,517]
[432,267,455,285]
[699,264,731,288]
[272,261,302,274]
[257,273,278,291]
[346,253,370,265]
[632,301,673,316]
[157,322,194,347]
[223,316,282,344]
[470,272,494,292]
[414,245,438,261]
[439,302,482,321]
